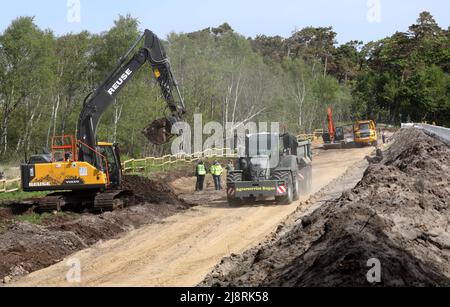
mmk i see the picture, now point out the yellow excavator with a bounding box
[21,29,186,211]
[353,120,378,147]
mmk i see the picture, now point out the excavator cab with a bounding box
[97,142,122,188]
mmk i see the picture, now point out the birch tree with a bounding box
[0,17,55,157]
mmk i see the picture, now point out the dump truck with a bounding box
[226,133,312,206]
[354,120,378,147]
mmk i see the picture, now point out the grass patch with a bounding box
[0,190,48,202]
[15,212,80,225]
[0,220,10,234]
[126,157,233,177]
[16,212,52,225]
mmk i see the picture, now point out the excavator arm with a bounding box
[77,29,186,167]
[327,107,336,141]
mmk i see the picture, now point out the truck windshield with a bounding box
[246,134,279,157]
[359,124,371,132]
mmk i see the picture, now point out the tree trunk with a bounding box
[113,99,123,142]
[0,111,9,156]
[0,87,16,156]
[231,71,242,124]
[60,95,73,136]
[53,94,60,137]
[46,96,58,147]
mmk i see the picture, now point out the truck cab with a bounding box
[227,133,312,206]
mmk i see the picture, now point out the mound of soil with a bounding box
[0,208,13,220]
[0,174,192,284]
[201,129,450,287]
[122,175,184,206]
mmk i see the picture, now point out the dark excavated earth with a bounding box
[0,174,191,283]
[201,129,450,287]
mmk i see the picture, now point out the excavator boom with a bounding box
[327,107,336,141]
[78,29,186,168]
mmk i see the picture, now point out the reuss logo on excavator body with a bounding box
[107,69,133,96]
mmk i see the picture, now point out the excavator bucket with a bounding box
[142,118,174,145]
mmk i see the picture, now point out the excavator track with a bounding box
[94,190,133,212]
[37,194,67,212]
[37,191,96,212]
[36,190,133,213]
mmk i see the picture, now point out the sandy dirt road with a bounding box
[12,147,374,287]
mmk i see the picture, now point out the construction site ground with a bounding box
[3,128,448,287]
[1,143,374,286]
[202,129,450,287]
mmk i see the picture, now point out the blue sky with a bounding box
[0,0,449,44]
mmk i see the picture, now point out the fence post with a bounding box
[0,178,21,194]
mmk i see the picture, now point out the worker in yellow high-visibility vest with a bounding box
[210,161,223,191]
[195,160,206,191]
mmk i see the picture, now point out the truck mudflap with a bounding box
[227,180,288,199]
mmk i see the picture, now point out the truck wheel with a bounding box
[307,165,313,194]
[305,165,313,194]
[275,174,294,205]
[300,165,313,196]
[293,174,300,201]
[299,169,307,196]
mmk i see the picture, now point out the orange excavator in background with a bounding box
[322,107,345,149]
[327,107,337,142]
